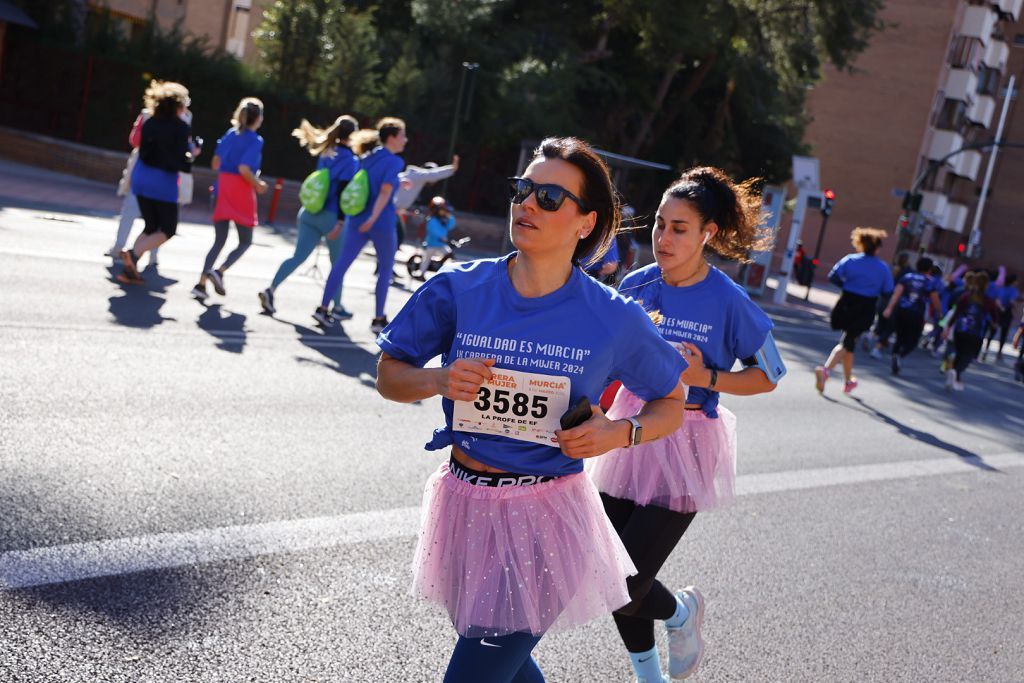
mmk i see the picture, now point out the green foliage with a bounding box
[8,0,887,212]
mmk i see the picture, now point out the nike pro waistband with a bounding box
[448,457,556,487]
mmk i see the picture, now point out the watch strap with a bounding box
[625,416,642,447]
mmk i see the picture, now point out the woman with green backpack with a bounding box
[313,117,407,331]
[258,115,360,315]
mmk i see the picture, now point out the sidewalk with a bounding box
[0,157,224,227]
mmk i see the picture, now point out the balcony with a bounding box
[943,68,978,103]
[998,0,1022,21]
[982,39,1009,70]
[920,191,949,225]
[967,94,996,128]
[944,202,970,234]
[952,149,982,181]
[959,5,996,43]
[927,129,964,163]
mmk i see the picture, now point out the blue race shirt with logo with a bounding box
[828,253,894,298]
[618,264,773,418]
[954,296,996,336]
[351,146,404,234]
[377,254,688,476]
[896,272,938,316]
[214,128,263,174]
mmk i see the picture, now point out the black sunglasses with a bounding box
[507,177,589,213]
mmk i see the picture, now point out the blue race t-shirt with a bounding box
[317,145,359,218]
[619,264,773,417]
[828,253,894,298]
[377,253,688,476]
[954,296,997,336]
[895,272,938,316]
[583,239,620,276]
[214,128,264,174]
[995,285,1019,310]
[351,146,404,233]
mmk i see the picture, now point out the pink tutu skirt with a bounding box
[588,385,737,513]
[411,463,637,638]
[213,172,258,227]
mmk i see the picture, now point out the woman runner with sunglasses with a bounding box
[589,167,781,682]
[375,137,687,682]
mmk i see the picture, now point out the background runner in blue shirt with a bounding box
[882,257,942,375]
[944,271,1000,391]
[816,227,894,394]
[258,115,360,316]
[315,117,407,333]
[375,137,686,682]
[589,166,780,683]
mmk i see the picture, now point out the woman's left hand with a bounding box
[357,219,374,233]
[678,342,710,387]
[556,405,630,459]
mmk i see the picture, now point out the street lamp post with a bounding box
[442,62,479,196]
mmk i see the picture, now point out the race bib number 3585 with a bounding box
[453,368,572,446]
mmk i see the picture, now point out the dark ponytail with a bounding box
[232,97,264,132]
[664,166,770,262]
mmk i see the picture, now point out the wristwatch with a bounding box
[625,416,643,448]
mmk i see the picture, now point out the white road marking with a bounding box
[2,452,1020,590]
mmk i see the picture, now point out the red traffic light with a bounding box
[957,243,966,253]
[812,259,819,265]
[824,189,835,200]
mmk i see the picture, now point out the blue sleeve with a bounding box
[239,135,263,171]
[377,273,456,367]
[882,268,895,295]
[729,295,774,360]
[610,301,688,401]
[828,256,847,286]
[383,156,403,188]
[214,132,231,159]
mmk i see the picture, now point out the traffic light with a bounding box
[898,214,910,231]
[821,189,835,217]
[958,242,966,254]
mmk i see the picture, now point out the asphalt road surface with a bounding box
[1,205,1021,682]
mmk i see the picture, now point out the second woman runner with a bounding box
[589,167,782,682]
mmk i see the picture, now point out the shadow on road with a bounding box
[196,304,248,354]
[845,396,1001,472]
[106,264,178,329]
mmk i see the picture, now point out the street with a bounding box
[1,201,1022,683]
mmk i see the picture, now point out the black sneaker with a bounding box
[329,306,354,321]
[370,316,388,334]
[313,306,334,327]
[258,288,275,315]
[191,282,209,302]
[207,269,226,295]
[891,353,901,375]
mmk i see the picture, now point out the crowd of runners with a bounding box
[103,80,1020,683]
[815,226,1022,394]
[110,80,458,336]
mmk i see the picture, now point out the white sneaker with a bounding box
[945,369,956,391]
[953,379,965,391]
[667,587,705,679]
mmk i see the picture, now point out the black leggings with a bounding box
[202,220,253,274]
[601,493,697,653]
[892,308,925,358]
[136,195,179,238]
[953,331,983,379]
[984,310,1013,354]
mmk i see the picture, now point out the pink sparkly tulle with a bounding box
[411,464,638,638]
[588,385,737,513]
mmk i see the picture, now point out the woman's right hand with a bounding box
[437,358,496,401]
[255,179,269,195]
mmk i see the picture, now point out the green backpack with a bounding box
[340,168,369,216]
[299,168,330,214]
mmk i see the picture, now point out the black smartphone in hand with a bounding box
[559,396,592,431]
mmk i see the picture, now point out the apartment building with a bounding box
[792,0,1024,276]
[87,0,270,65]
